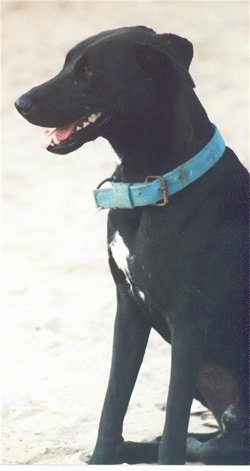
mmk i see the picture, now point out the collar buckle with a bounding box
[96,177,113,189]
[145,175,169,207]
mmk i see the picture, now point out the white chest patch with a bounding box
[109,231,131,278]
[109,231,146,302]
[138,290,146,301]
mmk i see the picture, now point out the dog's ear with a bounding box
[135,34,195,87]
[159,34,194,71]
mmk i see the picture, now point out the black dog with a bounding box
[15,26,249,465]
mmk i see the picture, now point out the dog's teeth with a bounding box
[53,135,60,145]
[88,114,97,123]
[88,112,101,123]
[74,113,102,133]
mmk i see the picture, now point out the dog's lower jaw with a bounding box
[46,114,113,155]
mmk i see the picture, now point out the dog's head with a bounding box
[15,26,195,155]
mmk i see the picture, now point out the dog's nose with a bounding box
[15,95,33,116]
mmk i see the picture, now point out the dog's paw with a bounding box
[114,440,159,464]
[87,438,125,465]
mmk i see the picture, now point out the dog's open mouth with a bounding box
[42,112,111,155]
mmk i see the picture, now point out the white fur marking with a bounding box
[109,231,133,290]
[110,231,130,274]
[138,290,145,302]
[109,232,145,301]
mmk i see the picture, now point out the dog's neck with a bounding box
[106,87,214,183]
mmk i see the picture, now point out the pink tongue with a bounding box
[41,122,77,149]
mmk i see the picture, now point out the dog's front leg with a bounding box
[159,315,207,464]
[89,289,151,464]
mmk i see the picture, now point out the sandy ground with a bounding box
[2,0,249,467]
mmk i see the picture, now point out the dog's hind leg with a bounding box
[186,404,250,464]
[111,431,223,464]
[89,289,151,464]
[112,430,221,464]
[186,432,249,464]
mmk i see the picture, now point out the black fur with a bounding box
[15,27,249,464]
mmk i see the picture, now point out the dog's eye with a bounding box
[81,66,94,78]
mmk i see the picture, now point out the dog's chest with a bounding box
[109,230,145,301]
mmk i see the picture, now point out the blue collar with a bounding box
[93,125,225,209]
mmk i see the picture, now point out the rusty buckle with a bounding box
[145,175,169,207]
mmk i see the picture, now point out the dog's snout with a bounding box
[15,95,33,116]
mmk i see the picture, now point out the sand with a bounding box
[2,0,249,466]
